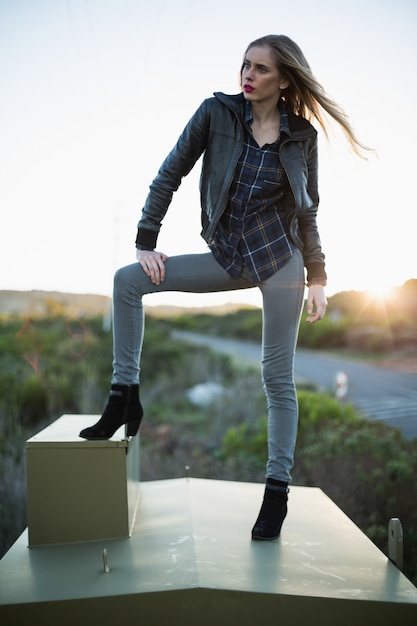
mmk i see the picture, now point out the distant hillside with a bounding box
[145,302,259,317]
[2,280,416,320]
[0,290,112,317]
[0,290,258,318]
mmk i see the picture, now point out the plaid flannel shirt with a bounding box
[210,101,296,283]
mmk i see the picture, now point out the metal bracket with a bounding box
[388,518,403,570]
[103,548,110,573]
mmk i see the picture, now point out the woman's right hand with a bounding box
[136,249,168,285]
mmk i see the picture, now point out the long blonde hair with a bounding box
[244,35,372,157]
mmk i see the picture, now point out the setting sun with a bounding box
[367,283,395,300]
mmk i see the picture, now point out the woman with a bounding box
[80,35,369,540]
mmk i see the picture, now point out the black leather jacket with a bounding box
[136,92,326,283]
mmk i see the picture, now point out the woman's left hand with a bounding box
[306,284,327,324]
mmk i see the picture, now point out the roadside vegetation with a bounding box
[0,281,416,585]
[157,279,417,361]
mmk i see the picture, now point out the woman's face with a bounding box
[241,45,289,105]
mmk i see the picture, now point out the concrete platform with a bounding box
[1,477,417,624]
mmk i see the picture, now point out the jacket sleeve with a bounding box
[297,134,327,285]
[135,100,211,249]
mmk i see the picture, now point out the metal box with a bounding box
[26,414,140,546]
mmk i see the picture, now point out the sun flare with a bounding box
[366,283,395,300]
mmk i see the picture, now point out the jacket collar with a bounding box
[214,92,316,140]
[244,100,290,137]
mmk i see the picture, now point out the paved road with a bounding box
[172,331,417,440]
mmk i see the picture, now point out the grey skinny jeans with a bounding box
[111,249,305,483]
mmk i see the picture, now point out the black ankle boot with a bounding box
[251,479,289,541]
[79,384,143,440]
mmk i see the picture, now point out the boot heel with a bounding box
[125,417,141,438]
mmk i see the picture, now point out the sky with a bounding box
[1,0,416,309]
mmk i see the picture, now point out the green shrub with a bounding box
[18,376,49,427]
